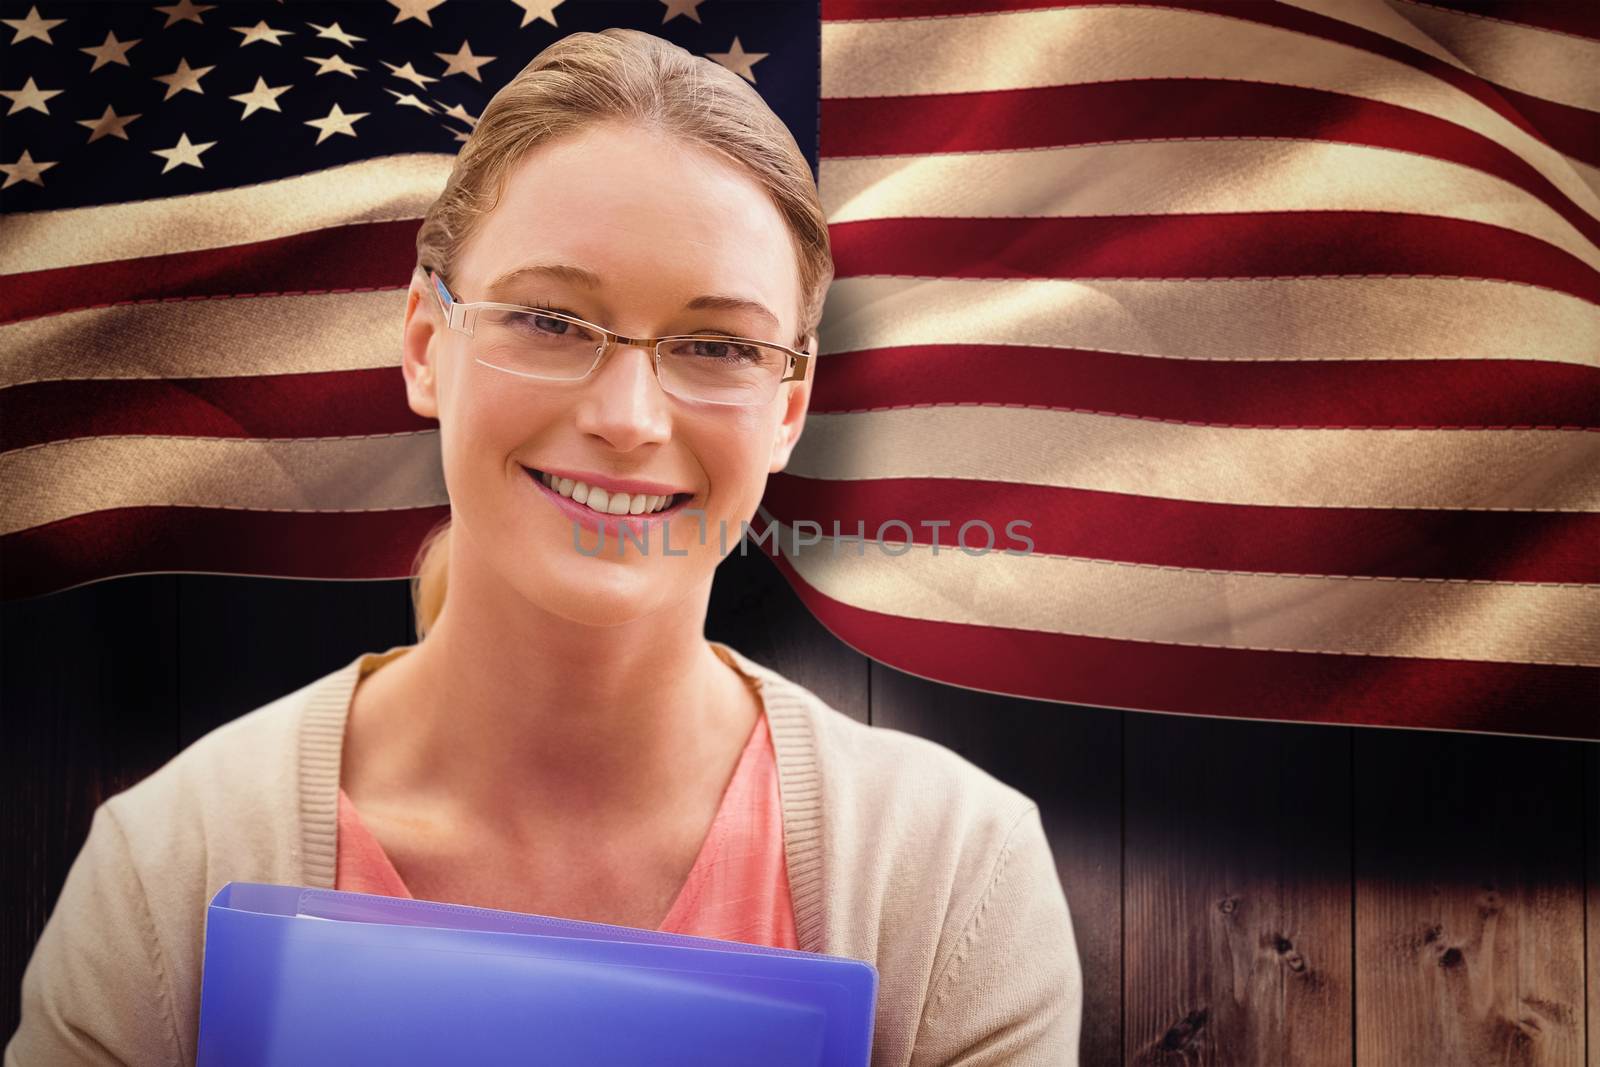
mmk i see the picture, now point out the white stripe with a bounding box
[1390,0,1600,112]
[820,140,1600,275]
[758,511,1600,667]
[1,432,447,536]
[818,276,1600,369]
[820,5,1600,223]
[0,153,454,274]
[782,408,1600,512]
[1,289,407,389]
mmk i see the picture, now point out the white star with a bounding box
[435,40,495,82]
[388,0,445,27]
[79,31,141,72]
[77,104,141,143]
[153,58,214,100]
[440,100,477,127]
[154,0,215,28]
[383,60,438,89]
[232,20,293,47]
[1,148,58,188]
[230,76,292,118]
[3,5,64,44]
[307,21,363,48]
[659,0,704,23]
[1,76,62,116]
[151,132,216,173]
[386,88,436,114]
[707,38,768,84]
[304,53,365,78]
[305,102,368,144]
[446,125,469,143]
[508,0,562,28]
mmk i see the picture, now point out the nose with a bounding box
[571,340,673,451]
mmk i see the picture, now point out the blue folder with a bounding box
[197,882,877,1066]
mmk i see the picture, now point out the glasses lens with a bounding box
[658,337,789,405]
[474,308,602,380]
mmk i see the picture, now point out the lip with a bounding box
[532,466,691,497]
[521,465,698,540]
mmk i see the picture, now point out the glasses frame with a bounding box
[422,267,812,407]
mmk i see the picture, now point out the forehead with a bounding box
[457,122,800,328]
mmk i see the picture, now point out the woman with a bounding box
[8,29,1082,1067]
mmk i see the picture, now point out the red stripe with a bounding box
[0,219,418,325]
[822,0,1592,176]
[1405,1,1600,42]
[0,504,451,601]
[822,81,1600,248]
[1492,81,1600,168]
[763,549,1600,741]
[827,214,1600,308]
[760,473,1600,584]
[6,344,1592,453]
[807,345,1600,432]
[0,369,434,452]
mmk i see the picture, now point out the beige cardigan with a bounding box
[7,641,1082,1066]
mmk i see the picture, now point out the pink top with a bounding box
[336,704,799,950]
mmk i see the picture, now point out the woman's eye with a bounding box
[686,339,760,362]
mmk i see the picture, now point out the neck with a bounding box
[342,555,760,839]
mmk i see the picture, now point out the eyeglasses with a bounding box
[422,267,811,407]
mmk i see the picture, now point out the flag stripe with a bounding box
[821,80,1600,241]
[806,345,1600,432]
[0,505,451,602]
[0,153,451,276]
[826,214,1600,307]
[821,141,1600,272]
[1380,0,1600,112]
[784,409,1600,512]
[819,3,1600,214]
[1391,0,1600,42]
[819,276,1600,368]
[763,547,1600,741]
[2,289,407,390]
[1,370,432,453]
[10,338,1596,459]
[760,474,1600,584]
[2,221,420,325]
[756,513,1600,666]
[2,432,447,537]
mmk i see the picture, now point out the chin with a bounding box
[521,557,683,628]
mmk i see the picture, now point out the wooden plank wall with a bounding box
[4,554,1595,1066]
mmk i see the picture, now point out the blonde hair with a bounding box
[408,27,834,640]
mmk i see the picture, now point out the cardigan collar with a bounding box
[295,641,827,953]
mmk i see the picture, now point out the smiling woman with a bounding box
[7,27,1083,1067]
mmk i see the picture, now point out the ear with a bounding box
[769,333,817,474]
[401,267,442,420]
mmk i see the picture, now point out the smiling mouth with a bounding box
[523,467,692,517]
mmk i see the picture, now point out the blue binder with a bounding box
[198,882,878,1066]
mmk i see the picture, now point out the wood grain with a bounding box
[869,664,1124,1067]
[175,574,411,745]
[1,575,183,1042]
[1586,743,1598,1067]
[1124,713,1354,1067]
[1355,730,1587,1067]
[3,571,1596,1063]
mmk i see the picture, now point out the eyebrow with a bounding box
[484,263,781,331]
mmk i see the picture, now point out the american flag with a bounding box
[3,1,1597,740]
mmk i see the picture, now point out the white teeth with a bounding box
[533,469,678,515]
